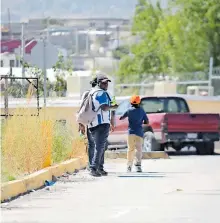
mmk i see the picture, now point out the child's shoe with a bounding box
[136,165,142,173]
[127,166,132,172]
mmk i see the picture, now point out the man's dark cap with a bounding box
[97,74,111,83]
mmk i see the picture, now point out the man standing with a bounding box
[88,74,118,177]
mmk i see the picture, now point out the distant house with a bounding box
[0,39,37,54]
[0,38,68,71]
[0,52,20,68]
[0,39,38,68]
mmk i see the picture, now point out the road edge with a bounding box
[1,157,87,203]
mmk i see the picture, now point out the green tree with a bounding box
[155,12,209,74]
[118,0,165,78]
[117,0,220,81]
[112,45,129,59]
[173,0,220,66]
[52,52,74,96]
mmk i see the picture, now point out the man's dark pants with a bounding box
[87,127,95,167]
[89,123,110,171]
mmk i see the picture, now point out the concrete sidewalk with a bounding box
[1,155,220,223]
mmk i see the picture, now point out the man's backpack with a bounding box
[76,89,104,125]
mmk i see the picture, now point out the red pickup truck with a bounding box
[108,96,220,155]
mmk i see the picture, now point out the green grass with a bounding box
[1,169,17,183]
[52,122,74,163]
[1,112,86,183]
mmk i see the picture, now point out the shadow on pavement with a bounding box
[117,172,166,178]
[109,171,188,175]
[145,171,189,174]
[118,175,165,178]
[110,146,220,156]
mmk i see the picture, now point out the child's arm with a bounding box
[142,110,149,125]
[119,110,128,120]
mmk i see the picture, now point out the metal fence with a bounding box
[0,75,40,117]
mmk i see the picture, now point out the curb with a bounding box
[105,151,170,159]
[1,157,86,203]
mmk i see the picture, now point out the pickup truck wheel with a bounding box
[173,145,182,152]
[143,131,158,151]
[206,142,214,155]
[196,142,214,155]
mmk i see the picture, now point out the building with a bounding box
[1,39,37,54]
[0,38,67,73]
[0,39,38,68]
[0,52,20,68]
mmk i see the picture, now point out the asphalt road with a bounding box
[1,150,220,223]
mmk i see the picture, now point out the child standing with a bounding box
[119,95,148,172]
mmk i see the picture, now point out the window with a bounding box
[141,97,189,113]
[9,60,15,67]
[166,99,179,113]
[0,60,3,67]
[115,100,130,115]
[141,98,164,113]
[178,99,189,113]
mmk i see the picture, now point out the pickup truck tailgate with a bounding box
[165,113,220,132]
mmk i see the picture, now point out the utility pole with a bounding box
[70,30,74,54]
[42,16,50,107]
[86,29,89,55]
[104,21,109,46]
[208,57,213,96]
[4,76,9,118]
[112,25,120,96]
[46,17,50,42]
[75,28,79,55]
[21,22,25,86]
[7,8,12,40]
[43,37,47,107]
[116,25,120,48]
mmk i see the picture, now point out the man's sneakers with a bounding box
[89,169,101,177]
[99,169,108,176]
[89,169,108,177]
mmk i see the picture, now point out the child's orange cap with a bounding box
[130,95,141,104]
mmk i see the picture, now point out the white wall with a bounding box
[27,41,60,69]
[0,53,20,67]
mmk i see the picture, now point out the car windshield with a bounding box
[140,97,189,113]
[115,97,189,115]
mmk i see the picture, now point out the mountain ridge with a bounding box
[1,0,138,22]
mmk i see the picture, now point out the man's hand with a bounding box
[78,123,86,135]
[119,116,125,120]
[110,124,115,132]
[110,110,115,133]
